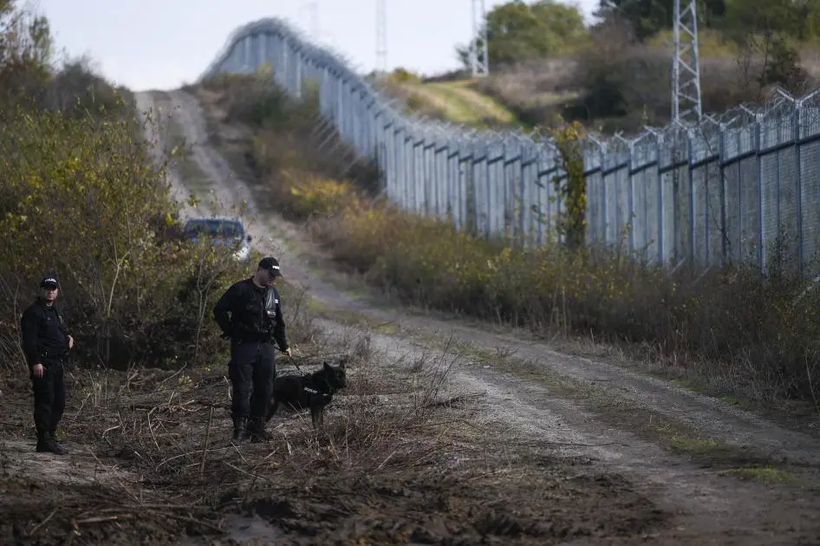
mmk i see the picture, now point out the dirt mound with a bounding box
[221,467,666,545]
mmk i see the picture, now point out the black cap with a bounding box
[258,257,282,278]
[40,275,59,289]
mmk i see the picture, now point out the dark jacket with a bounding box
[20,299,71,368]
[212,278,289,350]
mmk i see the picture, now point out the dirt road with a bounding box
[134,88,820,545]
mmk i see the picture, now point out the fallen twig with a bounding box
[101,425,121,438]
[78,504,198,516]
[201,406,214,475]
[155,447,206,471]
[375,448,398,471]
[158,363,189,386]
[223,461,273,482]
[145,509,223,534]
[147,406,161,452]
[74,514,133,525]
[28,507,56,536]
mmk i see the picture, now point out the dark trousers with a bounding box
[31,359,66,435]
[228,341,276,422]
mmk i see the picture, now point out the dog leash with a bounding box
[282,351,303,374]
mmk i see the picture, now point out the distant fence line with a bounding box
[199,17,820,275]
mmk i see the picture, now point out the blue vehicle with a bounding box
[182,216,252,262]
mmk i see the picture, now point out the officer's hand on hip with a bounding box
[32,364,44,378]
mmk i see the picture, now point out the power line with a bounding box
[376,0,387,75]
[470,0,489,77]
[672,0,702,124]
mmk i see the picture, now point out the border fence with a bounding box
[198,17,820,275]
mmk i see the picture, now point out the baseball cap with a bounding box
[40,276,59,289]
[258,257,282,278]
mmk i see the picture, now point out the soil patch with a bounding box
[0,350,671,545]
[221,464,666,546]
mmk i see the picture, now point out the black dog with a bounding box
[266,359,348,429]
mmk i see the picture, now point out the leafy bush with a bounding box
[285,172,362,220]
[0,100,248,371]
[388,68,421,84]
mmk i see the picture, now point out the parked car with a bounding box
[182,216,252,262]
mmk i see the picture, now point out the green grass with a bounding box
[306,295,329,313]
[389,78,519,129]
[671,377,753,410]
[726,466,801,485]
[669,437,741,462]
[386,77,584,130]
[425,80,517,125]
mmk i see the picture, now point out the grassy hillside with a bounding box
[378,75,520,129]
[377,28,820,134]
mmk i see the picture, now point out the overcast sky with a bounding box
[33,0,600,91]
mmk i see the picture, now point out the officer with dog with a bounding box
[20,275,74,455]
[213,257,291,444]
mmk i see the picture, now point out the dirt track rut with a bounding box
[134,88,820,545]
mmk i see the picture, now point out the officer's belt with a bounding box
[232,336,272,344]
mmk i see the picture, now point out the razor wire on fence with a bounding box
[198,17,820,275]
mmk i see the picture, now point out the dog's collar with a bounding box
[303,386,330,397]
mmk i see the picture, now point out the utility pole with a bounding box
[470,0,489,77]
[672,0,702,125]
[376,0,387,75]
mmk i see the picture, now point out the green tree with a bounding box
[800,0,820,40]
[0,0,54,107]
[456,0,589,68]
[721,0,800,38]
[594,0,726,41]
[724,0,809,93]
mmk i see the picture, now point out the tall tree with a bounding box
[456,0,588,69]
[722,0,801,38]
[723,0,808,93]
[594,0,726,41]
[0,0,54,105]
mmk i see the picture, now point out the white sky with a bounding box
[33,0,600,92]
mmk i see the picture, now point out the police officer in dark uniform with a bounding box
[20,275,74,455]
[213,257,291,444]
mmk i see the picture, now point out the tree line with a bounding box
[459,0,820,69]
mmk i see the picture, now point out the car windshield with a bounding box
[184,219,244,239]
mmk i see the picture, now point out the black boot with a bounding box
[49,429,69,453]
[36,431,67,455]
[247,417,268,443]
[231,417,248,444]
